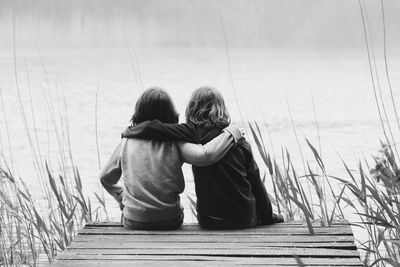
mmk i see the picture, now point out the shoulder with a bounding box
[234,138,255,161]
[123,138,180,159]
[237,138,252,152]
[124,138,176,148]
[178,122,198,132]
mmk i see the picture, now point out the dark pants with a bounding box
[197,213,258,230]
[123,212,184,230]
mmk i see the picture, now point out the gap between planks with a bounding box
[55,255,363,266]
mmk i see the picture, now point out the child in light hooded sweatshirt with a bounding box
[100,87,242,230]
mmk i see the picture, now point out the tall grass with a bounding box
[248,122,344,234]
[0,82,107,266]
[0,24,108,265]
[0,163,92,265]
[246,121,399,266]
[0,93,110,265]
[348,1,400,265]
[338,145,400,266]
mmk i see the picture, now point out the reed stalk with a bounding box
[125,39,143,93]
[0,89,14,174]
[95,85,102,170]
[380,0,400,134]
[216,0,246,131]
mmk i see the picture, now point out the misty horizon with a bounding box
[1,0,400,52]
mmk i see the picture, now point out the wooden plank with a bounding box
[84,221,351,228]
[83,222,350,230]
[85,221,306,227]
[68,241,357,249]
[73,234,355,243]
[78,227,354,235]
[53,261,360,267]
[54,261,224,267]
[58,247,360,257]
[55,255,362,265]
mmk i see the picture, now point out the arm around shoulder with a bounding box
[122,120,198,143]
[178,125,243,166]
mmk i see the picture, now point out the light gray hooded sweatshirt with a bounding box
[100,125,241,222]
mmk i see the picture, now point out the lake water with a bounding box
[1,47,399,224]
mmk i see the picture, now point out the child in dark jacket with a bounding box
[122,86,283,229]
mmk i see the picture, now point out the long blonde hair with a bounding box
[185,86,230,128]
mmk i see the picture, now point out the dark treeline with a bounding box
[1,0,400,50]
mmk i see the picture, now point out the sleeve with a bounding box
[99,141,124,208]
[244,142,274,224]
[222,124,243,144]
[122,120,199,143]
[177,132,232,166]
[177,124,243,166]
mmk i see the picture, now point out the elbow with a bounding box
[198,151,216,166]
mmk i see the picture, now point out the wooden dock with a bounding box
[53,221,362,266]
